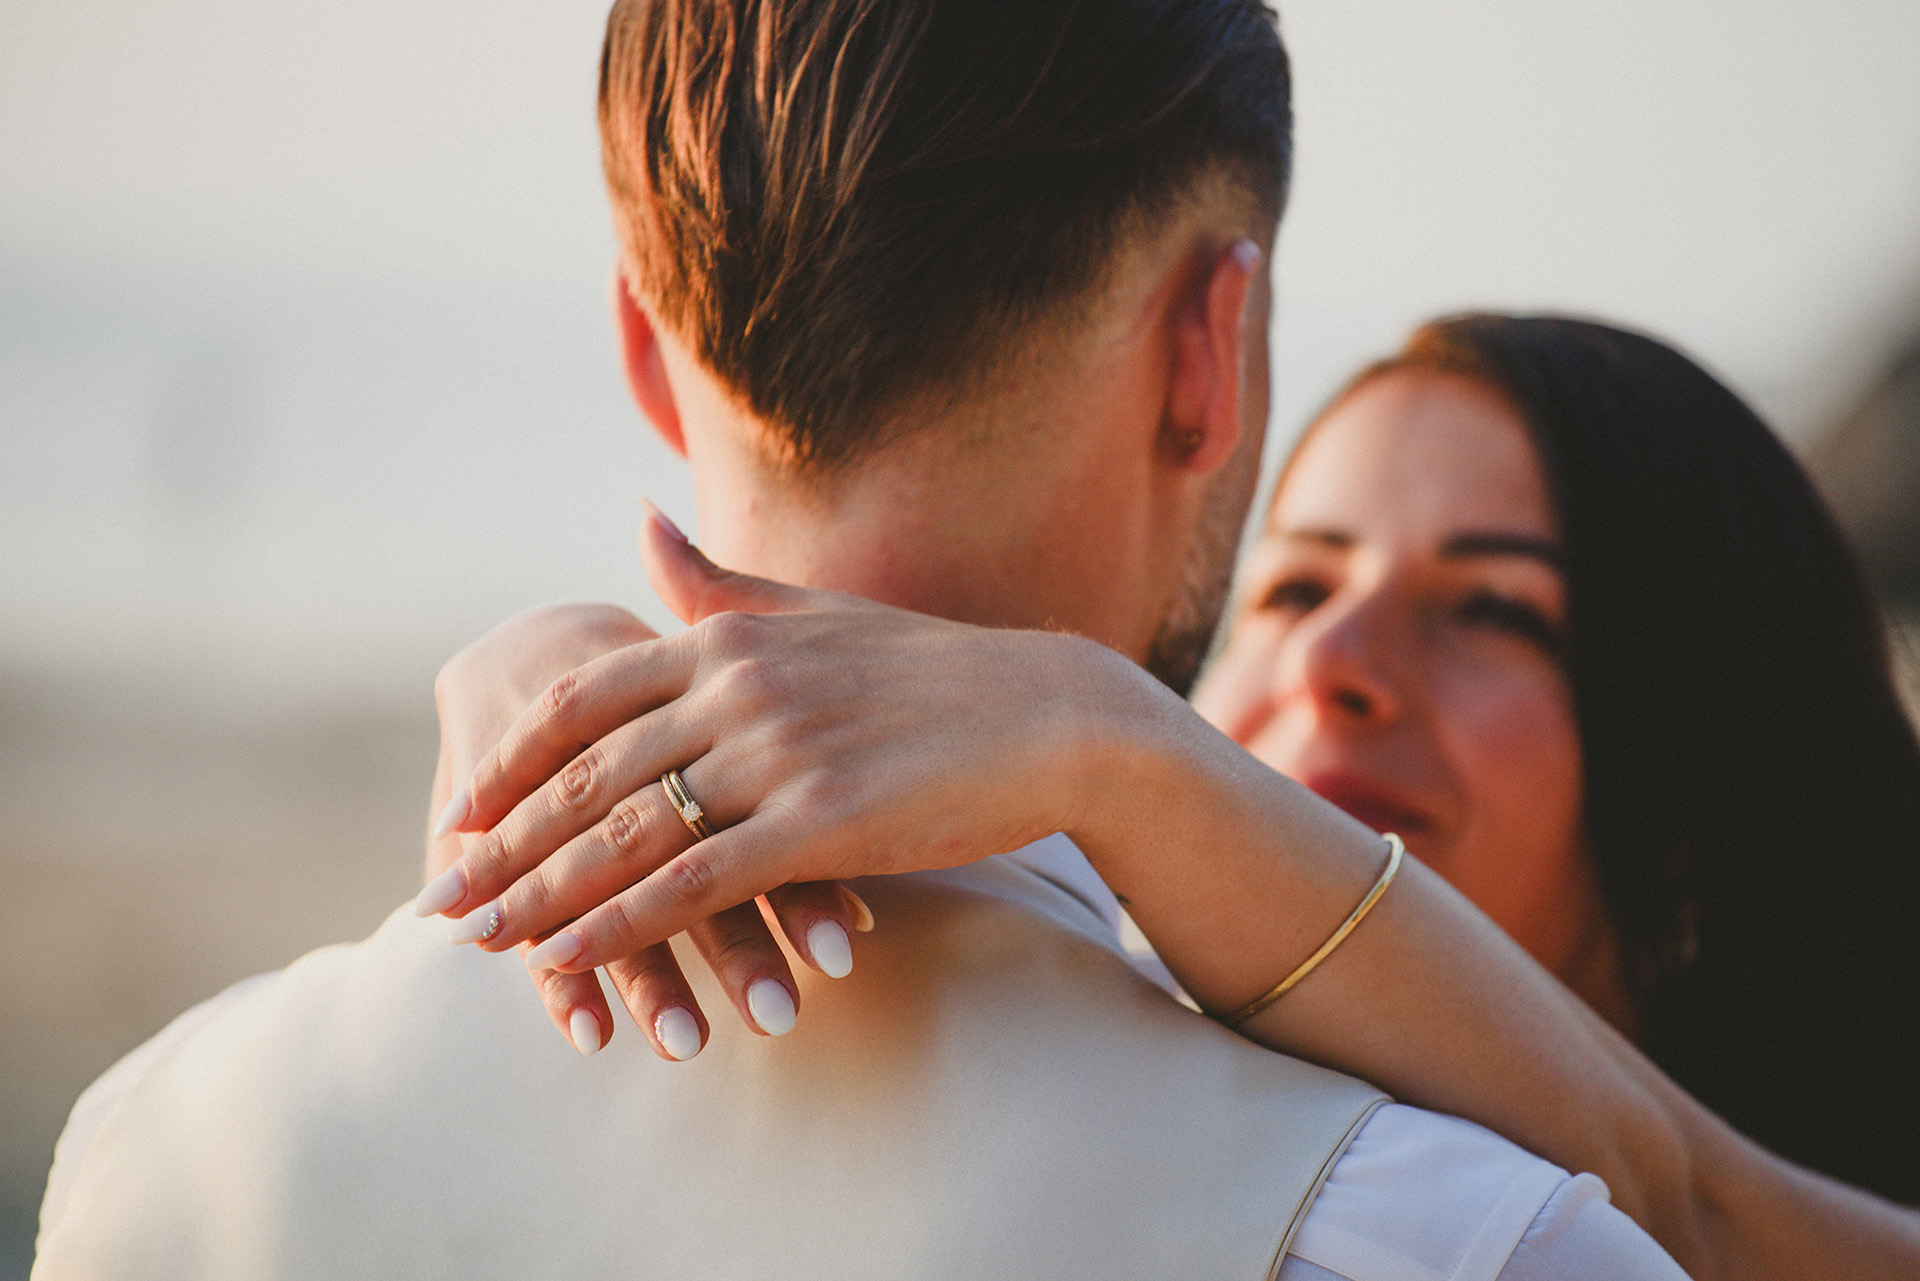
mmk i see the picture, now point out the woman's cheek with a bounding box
[1472,666,1580,808]
[1192,625,1281,743]
[1434,666,1586,933]
[1473,670,1578,768]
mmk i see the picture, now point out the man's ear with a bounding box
[1163,239,1261,474]
[611,268,687,458]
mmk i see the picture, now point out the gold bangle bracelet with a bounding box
[1218,833,1405,1026]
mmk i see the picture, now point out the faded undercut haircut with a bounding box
[600,0,1291,471]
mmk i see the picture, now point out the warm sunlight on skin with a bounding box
[1194,369,1632,1029]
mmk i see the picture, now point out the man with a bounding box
[36,2,1687,1277]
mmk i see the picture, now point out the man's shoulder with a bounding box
[1282,1103,1690,1281]
[35,905,561,1275]
[35,873,1398,1281]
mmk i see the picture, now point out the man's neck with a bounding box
[640,232,1216,665]
[682,415,1163,660]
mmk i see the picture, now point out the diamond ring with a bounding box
[661,768,715,841]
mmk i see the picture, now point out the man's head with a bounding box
[601,0,1291,693]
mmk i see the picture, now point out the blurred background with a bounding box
[3,0,1917,1270]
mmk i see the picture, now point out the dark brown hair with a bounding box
[599,0,1291,471]
[1325,315,1920,1202]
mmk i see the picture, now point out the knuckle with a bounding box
[786,767,835,810]
[531,603,649,654]
[535,668,585,730]
[651,850,716,910]
[602,796,656,860]
[700,609,760,655]
[783,773,848,828]
[716,654,787,712]
[576,603,652,646]
[556,748,600,810]
[508,865,556,917]
[469,825,514,876]
[597,892,648,949]
[709,923,771,972]
[532,964,577,1002]
[610,948,681,990]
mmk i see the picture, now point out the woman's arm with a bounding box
[434,520,1920,1279]
[1065,653,1920,1281]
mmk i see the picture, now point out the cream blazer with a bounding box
[36,849,1384,1280]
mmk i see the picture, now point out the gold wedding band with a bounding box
[661,768,714,841]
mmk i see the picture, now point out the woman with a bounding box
[422,315,1920,1276]
[1194,315,1920,1202]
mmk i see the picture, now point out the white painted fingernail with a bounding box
[807,920,853,978]
[569,1008,603,1056]
[525,931,584,971]
[448,901,504,945]
[655,1007,701,1061]
[746,978,796,1036]
[432,786,471,840]
[413,866,466,917]
[842,887,876,933]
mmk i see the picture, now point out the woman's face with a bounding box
[1195,369,1616,993]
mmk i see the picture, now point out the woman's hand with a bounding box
[421,595,876,1061]
[423,511,1127,1050]
[424,602,678,1057]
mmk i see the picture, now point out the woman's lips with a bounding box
[1299,772,1433,837]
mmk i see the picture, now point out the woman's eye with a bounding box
[1455,591,1565,656]
[1258,577,1330,616]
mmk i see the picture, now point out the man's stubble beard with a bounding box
[1143,436,1262,698]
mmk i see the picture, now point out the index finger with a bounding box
[447,629,701,836]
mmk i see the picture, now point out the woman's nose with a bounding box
[1283,596,1404,726]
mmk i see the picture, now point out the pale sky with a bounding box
[3,0,1918,687]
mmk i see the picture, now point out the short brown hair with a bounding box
[600,0,1291,470]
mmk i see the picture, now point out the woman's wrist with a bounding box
[1038,634,1196,857]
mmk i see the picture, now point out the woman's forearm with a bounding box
[1058,646,1919,1280]
[1060,654,1693,1238]
[1670,1089,1920,1281]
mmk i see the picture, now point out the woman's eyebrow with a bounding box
[1441,531,1564,568]
[1274,526,1353,549]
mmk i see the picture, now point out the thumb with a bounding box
[638,499,840,624]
